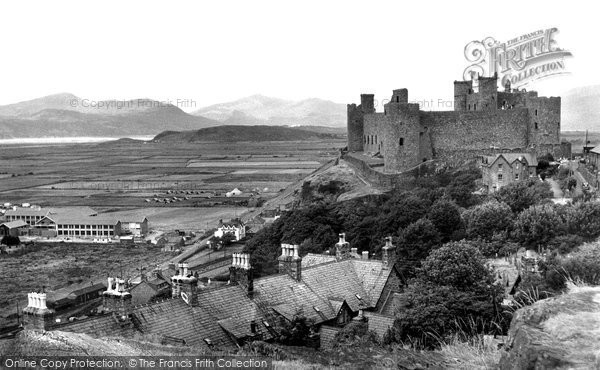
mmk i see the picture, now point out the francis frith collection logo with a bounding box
[463,27,572,88]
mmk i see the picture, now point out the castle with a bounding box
[347,74,570,173]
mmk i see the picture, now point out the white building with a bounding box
[214,220,245,241]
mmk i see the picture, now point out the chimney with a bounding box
[22,291,55,332]
[335,233,350,261]
[278,244,302,281]
[229,253,254,295]
[172,263,198,306]
[362,251,369,260]
[351,247,358,255]
[382,236,396,269]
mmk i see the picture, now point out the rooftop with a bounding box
[483,153,538,167]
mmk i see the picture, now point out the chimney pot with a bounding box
[293,245,299,258]
[362,251,369,260]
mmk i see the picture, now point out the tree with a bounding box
[420,241,492,290]
[397,219,441,262]
[463,200,513,241]
[513,204,565,246]
[427,199,463,241]
[391,241,503,348]
[494,180,553,213]
[0,235,20,246]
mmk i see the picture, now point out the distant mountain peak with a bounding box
[191,94,345,127]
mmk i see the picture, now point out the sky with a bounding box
[0,0,597,111]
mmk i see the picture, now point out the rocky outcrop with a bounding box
[498,285,600,369]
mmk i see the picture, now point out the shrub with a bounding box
[463,200,513,241]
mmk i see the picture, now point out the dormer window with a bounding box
[313,306,321,313]
[355,294,362,300]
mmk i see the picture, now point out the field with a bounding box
[0,138,344,230]
[0,242,165,318]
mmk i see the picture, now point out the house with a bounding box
[129,271,171,306]
[481,153,538,192]
[214,219,245,241]
[590,146,600,172]
[0,220,28,237]
[120,217,149,236]
[23,234,402,351]
[244,216,266,235]
[46,281,107,310]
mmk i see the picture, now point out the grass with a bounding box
[437,335,502,369]
[0,242,166,315]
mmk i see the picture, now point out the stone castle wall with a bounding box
[421,108,530,152]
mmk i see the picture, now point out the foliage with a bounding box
[427,199,463,241]
[397,219,441,264]
[443,167,482,208]
[390,241,503,348]
[513,204,565,246]
[463,200,513,241]
[332,321,380,348]
[1,235,20,246]
[420,241,492,290]
[493,180,553,213]
[276,315,316,346]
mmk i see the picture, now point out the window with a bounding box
[474,103,477,111]
[535,109,538,116]
[399,137,404,146]
[515,174,519,180]
[396,96,399,102]
[468,104,471,110]
[498,163,503,171]
[498,174,503,182]
[535,122,538,130]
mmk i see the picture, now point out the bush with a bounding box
[513,204,565,246]
[463,200,513,241]
[493,180,552,213]
[427,199,463,241]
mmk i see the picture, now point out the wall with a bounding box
[347,104,364,152]
[422,109,529,153]
[527,96,561,146]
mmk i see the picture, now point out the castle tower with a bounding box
[335,233,350,261]
[381,236,396,269]
[230,253,255,293]
[347,94,375,152]
[277,245,302,281]
[22,291,55,332]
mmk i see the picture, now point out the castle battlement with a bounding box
[347,75,569,173]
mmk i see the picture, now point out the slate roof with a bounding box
[301,253,337,268]
[42,214,120,225]
[52,314,133,338]
[484,153,538,167]
[132,298,233,349]
[0,220,28,229]
[364,312,395,338]
[195,285,273,341]
[5,208,49,217]
[379,292,405,317]
[253,259,393,325]
[591,145,600,155]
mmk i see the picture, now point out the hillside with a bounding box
[153,125,344,142]
[0,94,218,138]
[192,94,346,127]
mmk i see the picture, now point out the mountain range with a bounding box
[0,86,596,139]
[0,93,346,139]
